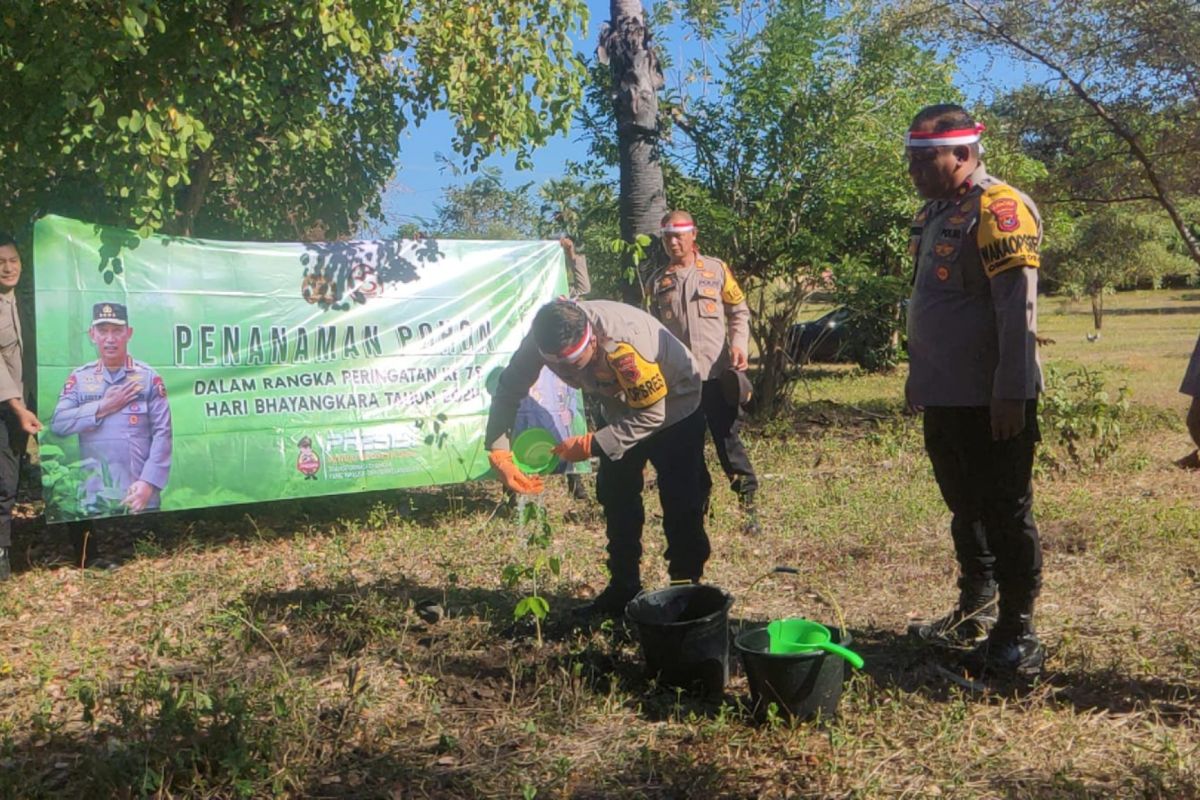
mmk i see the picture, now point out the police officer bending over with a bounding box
[903,104,1046,678]
[485,299,712,617]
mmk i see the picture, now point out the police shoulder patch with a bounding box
[719,263,746,305]
[605,342,668,409]
[60,374,77,397]
[153,375,167,399]
[978,184,1041,278]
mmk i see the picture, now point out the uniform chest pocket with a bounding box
[655,279,679,311]
[919,257,964,291]
[920,225,970,291]
[693,283,722,318]
[123,393,151,420]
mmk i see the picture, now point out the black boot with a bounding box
[739,491,762,536]
[575,557,641,619]
[909,578,998,649]
[965,602,1044,679]
[573,579,642,619]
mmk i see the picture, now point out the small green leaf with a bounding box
[513,597,531,619]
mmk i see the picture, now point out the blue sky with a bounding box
[367,0,1040,235]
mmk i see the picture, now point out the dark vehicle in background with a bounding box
[785,307,854,364]
[786,301,908,367]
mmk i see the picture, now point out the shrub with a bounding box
[1038,364,1130,475]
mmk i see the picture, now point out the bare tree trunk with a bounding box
[599,0,668,306]
[1091,291,1103,330]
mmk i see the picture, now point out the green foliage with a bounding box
[1038,364,1131,475]
[608,233,654,293]
[1043,205,1197,298]
[501,500,561,646]
[424,167,542,240]
[68,670,279,796]
[537,171,622,295]
[659,0,960,409]
[1,0,588,239]
[895,0,1200,267]
[38,444,129,522]
[829,257,908,372]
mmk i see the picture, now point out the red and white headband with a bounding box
[660,222,695,235]
[539,320,593,366]
[904,123,986,148]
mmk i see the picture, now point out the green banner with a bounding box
[34,215,583,523]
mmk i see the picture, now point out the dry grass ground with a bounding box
[1,289,1198,799]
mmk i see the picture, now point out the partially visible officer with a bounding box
[560,236,591,300]
[51,303,172,563]
[648,210,760,534]
[1178,332,1200,469]
[903,104,1046,678]
[485,299,711,616]
[0,233,43,581]
[559,235,592,500]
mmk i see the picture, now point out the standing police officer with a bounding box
[1179,332,1200,469]
[485,299,711,616]
[903,104,1046,678]
[51,303,173,517]
[0,233,43,581]
[648,210,760,534]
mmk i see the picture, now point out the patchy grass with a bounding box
[1,290,1199,798]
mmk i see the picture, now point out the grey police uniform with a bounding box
[50,356,172,510]
[907,164,1043,406]
[649,253,758,499]
[1182,333,1200,398]
[567,251,591,299]
[906,162,1045,642]
[0,291,27,551]
[486,299,711,585]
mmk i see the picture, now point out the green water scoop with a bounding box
[767,618,865,669]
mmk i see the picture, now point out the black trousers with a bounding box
[700,379,758,497]
[0,410,27,549]
[595,407,712,585]
[923,401,1043,610]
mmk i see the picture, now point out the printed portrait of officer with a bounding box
[50,302,173,513]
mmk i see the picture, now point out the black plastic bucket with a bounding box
[625,584,734,695]
[734,625,853,721]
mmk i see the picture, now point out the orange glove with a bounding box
[488,450,545,494]
[552,433,593,462]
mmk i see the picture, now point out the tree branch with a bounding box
[959,0,1200,266]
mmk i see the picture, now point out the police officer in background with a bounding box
[1178,332,1200,469]
[51,303,172,563]
[0,233,43,581]
[903,104,1046,678]
[559,235,591,500]
[648,210,760,535]
[485,299,711,617]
